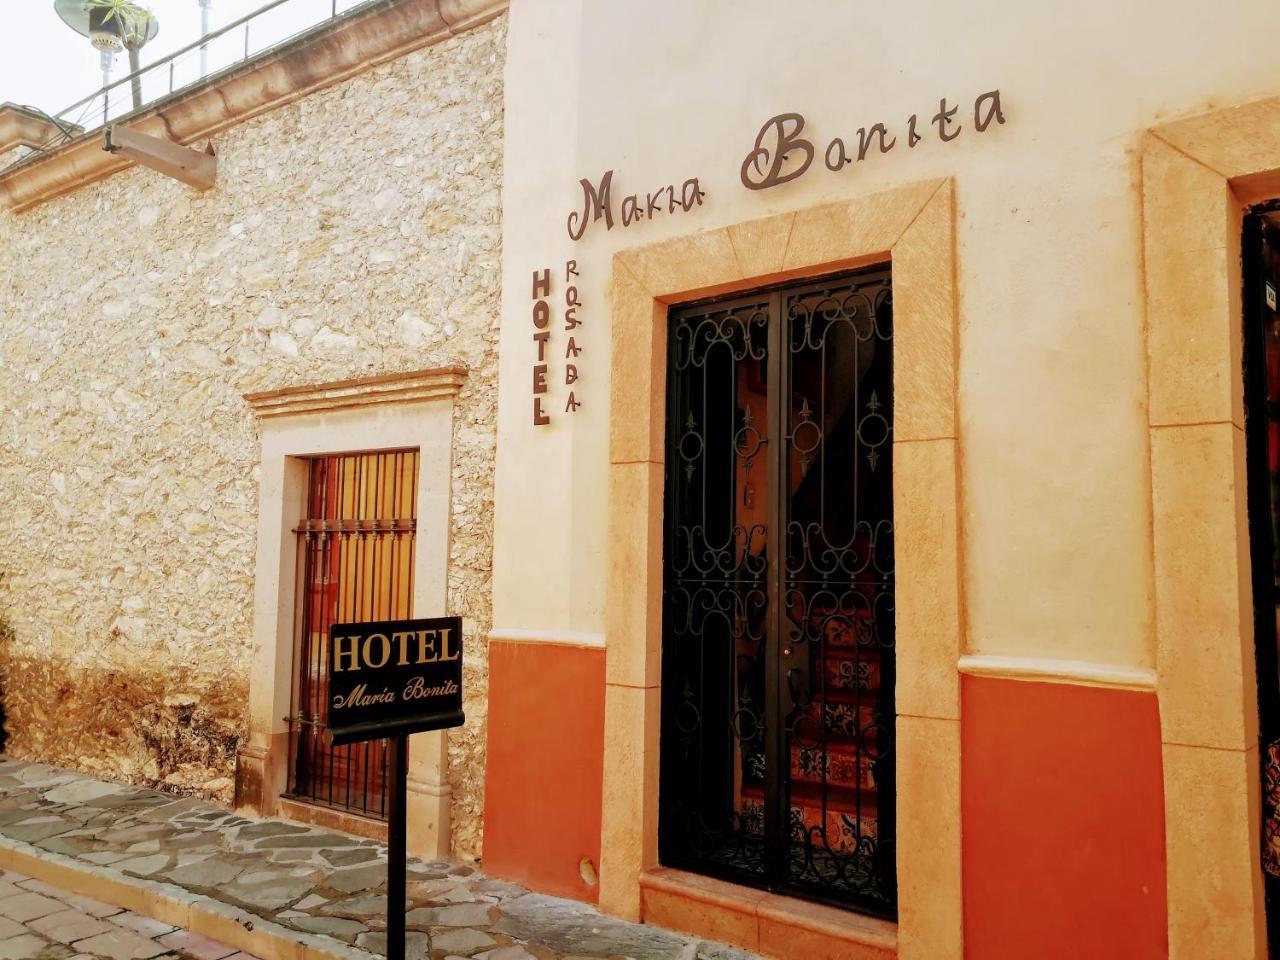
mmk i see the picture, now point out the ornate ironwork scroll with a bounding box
[660,293,771,880]
[659,267,896,918]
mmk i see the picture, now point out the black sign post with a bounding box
[326,616,465,960]
[386,733,408,960]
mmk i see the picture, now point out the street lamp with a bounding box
[54,0,159,112]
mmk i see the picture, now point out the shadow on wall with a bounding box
[0,616,246,804]
[0,615,9,755]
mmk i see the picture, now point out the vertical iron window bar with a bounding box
[286,449,419,820]
[659,266,896,918]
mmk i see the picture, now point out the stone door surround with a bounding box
[602,180,963,959]
[1142,93,1280,959]
[237,367,465,860]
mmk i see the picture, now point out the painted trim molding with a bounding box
[1141,91,1280,959]
[957,655,1157,691]
[243,367,468,418]
[487,628,606,648]
[0,0,507,211]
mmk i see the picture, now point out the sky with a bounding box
[1,0,360,126]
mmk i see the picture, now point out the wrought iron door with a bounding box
[659,267,896,916]
[287,449,419,819]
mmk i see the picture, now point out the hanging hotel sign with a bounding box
[325,616,464,746]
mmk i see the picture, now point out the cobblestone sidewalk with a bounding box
[0,869,257,960]
[0,760,753,960]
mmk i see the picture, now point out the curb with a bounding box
[0,833,378,960]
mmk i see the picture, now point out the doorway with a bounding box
[657,266,897,918]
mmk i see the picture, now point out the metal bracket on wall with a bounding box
[103,125,216,190]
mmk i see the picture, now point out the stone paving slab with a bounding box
[0,867,254,959]
[0,761,756,960]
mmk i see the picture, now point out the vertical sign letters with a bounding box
[532,267,552,425]
[531,261,585,426]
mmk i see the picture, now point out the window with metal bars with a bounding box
[286,449,419,819]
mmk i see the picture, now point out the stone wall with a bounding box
[0,14,504,860]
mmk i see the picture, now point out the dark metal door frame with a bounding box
[763,288,788,883]
[658,266,897,918]
[1242,201,1280,952]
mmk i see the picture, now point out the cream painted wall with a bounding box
[492,0,596,641]
[494,0,1280,671]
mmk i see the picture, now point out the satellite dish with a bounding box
[54,0,159,50]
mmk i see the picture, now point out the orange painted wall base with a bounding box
[483,639,605,903]
[961,674,1168,959]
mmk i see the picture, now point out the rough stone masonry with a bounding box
[0,15,506,861]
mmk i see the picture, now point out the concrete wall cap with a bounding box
[0,0,506,212]
[0,103,81,156]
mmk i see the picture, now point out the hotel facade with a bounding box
[3,1,1280,957]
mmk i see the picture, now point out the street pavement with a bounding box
[0,760,755,960]
[0,868,255,959]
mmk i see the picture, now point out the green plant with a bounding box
[86,0,154,44]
